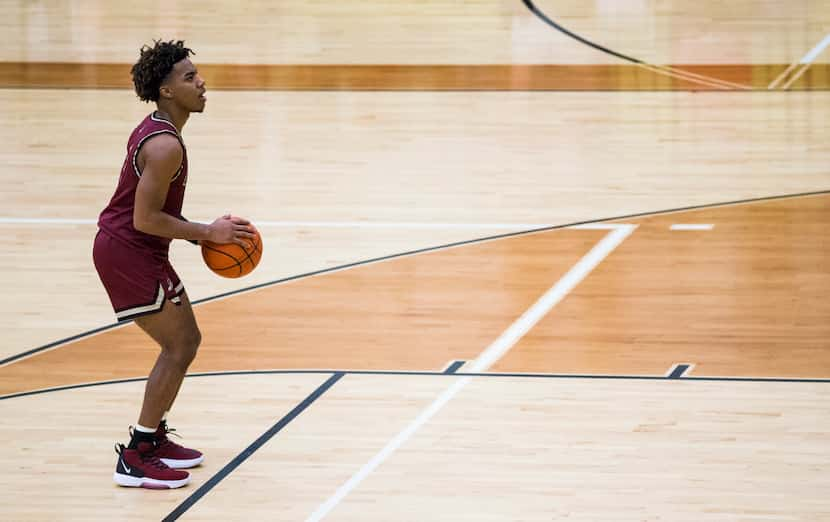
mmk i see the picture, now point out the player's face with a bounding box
[165,58,207,113]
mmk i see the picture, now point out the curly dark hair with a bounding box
[131,40,195,102]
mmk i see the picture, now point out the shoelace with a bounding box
[160,424,183,439]
[139,451,170,470]
[115,443,172,470]
[158,424,185,450]
[157,437,177,450]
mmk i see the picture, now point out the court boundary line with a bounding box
[2,86,821,93]
[466,224,636,373]
[3,369,830,402]
[519,0,751,91]
[306,224,635,521]
[770,33,830,90]
[670,223,714,230]
[1,189,828,368]
[162,372,344,521]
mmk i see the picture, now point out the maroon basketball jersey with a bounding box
[97,112,188,255]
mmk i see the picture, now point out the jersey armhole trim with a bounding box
[132,130,185,182]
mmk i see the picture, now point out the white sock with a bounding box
[134,423,156,433]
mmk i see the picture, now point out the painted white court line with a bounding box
[569,223,625,230]
[780,63,814,90]
[1,221,635,369]
[256,221,553,230]
[305,375,472,522]
[0,217,638,231]
[0,217,97,225]
[306,224,637,522]
[800,33,830,64]
[767,62,799,90]
[670,224,714,231]
[769,32,830,89]
[467,224,637,372]
[638,62,750,91]
[0,216,557,230]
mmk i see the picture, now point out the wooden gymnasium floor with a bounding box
[1,1,829,520]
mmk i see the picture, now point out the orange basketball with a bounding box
[201,228,263,278]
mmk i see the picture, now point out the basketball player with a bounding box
[93,40,255,489]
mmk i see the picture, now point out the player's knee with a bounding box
[189,328,202,354]
[180,328,201,365]
[163,328,201,369]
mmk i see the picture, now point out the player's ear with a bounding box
[159,83,174,100]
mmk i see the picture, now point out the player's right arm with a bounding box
[133,134,254,246]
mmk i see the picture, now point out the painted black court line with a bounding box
[162,372,344,522]
[517,0,824,93]
[2,190,827,367]
[0,323,122,367]
[668,364,691,379]
[520,0,641,64]
[4,368,830,402]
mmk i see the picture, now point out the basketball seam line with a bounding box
[202,236,261,275]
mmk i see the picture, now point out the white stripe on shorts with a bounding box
[116,284,165,320]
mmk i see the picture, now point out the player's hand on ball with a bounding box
[208,214,255,247]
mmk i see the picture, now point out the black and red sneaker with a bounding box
[153,421,204,469]
[113,442,190,489]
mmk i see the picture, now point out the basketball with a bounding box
[200,228,263,278]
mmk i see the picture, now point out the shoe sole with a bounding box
[162,455,204,469]
[113,472,190,489]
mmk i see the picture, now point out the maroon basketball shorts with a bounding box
[93,230,185,322]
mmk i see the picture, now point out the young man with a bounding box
[93,40,254,489]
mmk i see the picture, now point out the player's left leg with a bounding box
[133,291,205,469]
